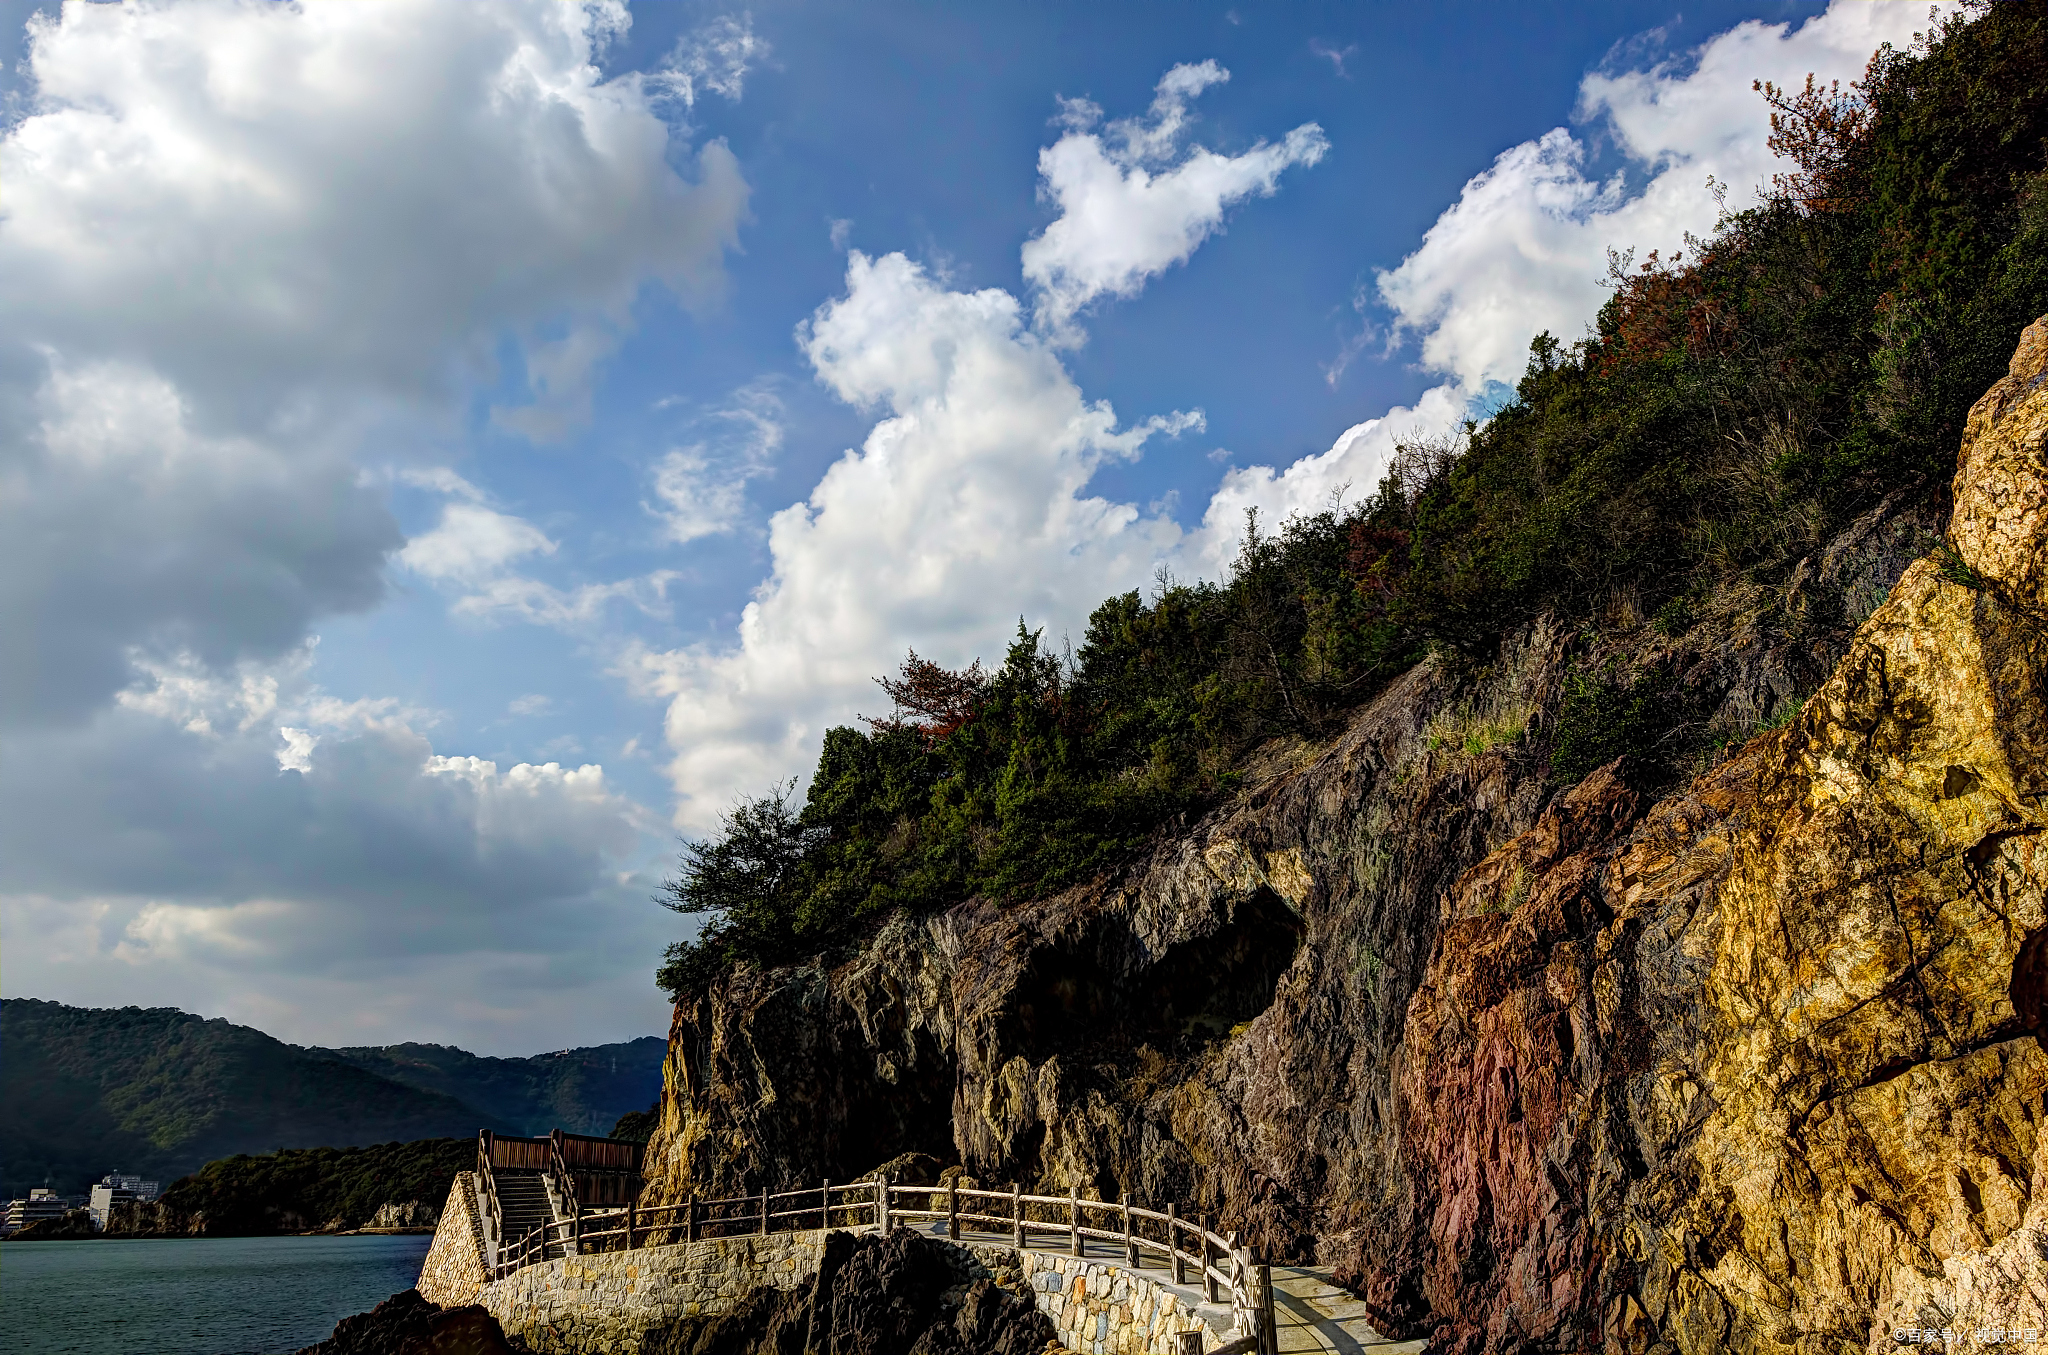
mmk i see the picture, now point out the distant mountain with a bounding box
[0,1000,664,1198]
[319,1038,666,1139]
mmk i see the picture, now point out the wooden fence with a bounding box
[474,1161,1279,1354]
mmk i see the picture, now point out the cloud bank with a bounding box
[1,0,757,1049]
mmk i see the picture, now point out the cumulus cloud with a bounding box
[1023,61,1328,338]
[0,359,399,726]
[0,650,663,1052]
[1184,384,1469,575]
[638,250,1201,826]
[2,0,747,420]
[0,0,749,726]
[1377,2,1946,392]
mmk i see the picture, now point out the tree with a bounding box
[655,782,822,998]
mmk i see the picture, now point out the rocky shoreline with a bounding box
[306,1229,1060,1355]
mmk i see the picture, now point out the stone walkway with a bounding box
[889,1217,1425,1354]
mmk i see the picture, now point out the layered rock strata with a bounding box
[640,319,2048,1353]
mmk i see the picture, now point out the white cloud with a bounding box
[648,381,786,544]
[1184,384,1470,574]
[640,250,1201,827]
[400,503,558,583]
[388,471,678,629]
[1211,0,1950,560]
[1308,40,1356,79]
[508,694,554,717]
[0,654,665,1052]
[1375,2,1950,393]
[449,571,679,629]
[651,13,769,109]
[277,726,318,774]
[1023,60,1328,338]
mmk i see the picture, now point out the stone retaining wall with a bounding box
[987,1246,1227,1355]
[413,1194,1231,1355]
[481,1232,827,1353]
[417,1172,491,1309]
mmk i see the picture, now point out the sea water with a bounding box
[0,1233,432,1355]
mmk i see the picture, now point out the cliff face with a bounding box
[641,319,2048,1353]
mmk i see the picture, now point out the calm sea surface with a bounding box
[0,1233,431,1355]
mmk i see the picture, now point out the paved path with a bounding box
[889,1218,1426,1354]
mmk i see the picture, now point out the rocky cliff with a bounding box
[640,319,2048,1353]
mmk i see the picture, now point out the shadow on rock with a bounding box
[644,1228,1059,1355]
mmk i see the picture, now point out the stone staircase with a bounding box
[493,1170,565,1261]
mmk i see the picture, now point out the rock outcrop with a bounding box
[636,1230,1058,1355]
[368,1199,441,1231]
[641,318,2048,1352]
[296,1288,513,1355]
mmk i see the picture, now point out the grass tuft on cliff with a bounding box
[659,0,2048,999]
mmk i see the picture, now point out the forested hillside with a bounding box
[126,1138,475,1236]
[0,1000,663,1197]
[658,0,2048,997]
[324,1037,665,1140]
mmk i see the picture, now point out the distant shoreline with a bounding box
[2,1228,436,1242]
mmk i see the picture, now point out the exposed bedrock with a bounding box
[641,318,2048,1353]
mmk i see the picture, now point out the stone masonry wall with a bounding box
[986,1246,1230,1355]
[479,1231,828,1354]
[417,1171,490,1309]
[415,1190,1230,1355]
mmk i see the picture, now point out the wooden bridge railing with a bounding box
[477,1168,1278,1354]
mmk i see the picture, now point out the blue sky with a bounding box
[0,0,1944,1053]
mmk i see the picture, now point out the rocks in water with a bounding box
[643,1228,1058,1355]
[296,1288,513,1355]
[6,1208,95,1239]
[367,1200,440,1230]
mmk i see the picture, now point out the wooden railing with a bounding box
[503,1175,1276,1353]
[485,1131,552,1172]
[476,1128,648,1280]
[472,1127,1277,1353]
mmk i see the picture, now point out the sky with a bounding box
[0,0,1950,1055]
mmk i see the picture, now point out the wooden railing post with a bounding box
[822,1178,831,1230]
[686,1193,698,1243]
[1257,1262,1277,1355]
[626,1200,636,1250]
[1010,1183,1022,1248]
[759,1186,768,1236]
[572,1202,582,1254]
[948,1178,959,1240]
[877,1175,889,1232]
[1168,1203,1182,1285]
[1069,1187,1080,1257]
[1123,1198,1136,1266]
[1203,1215,1219,1304]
